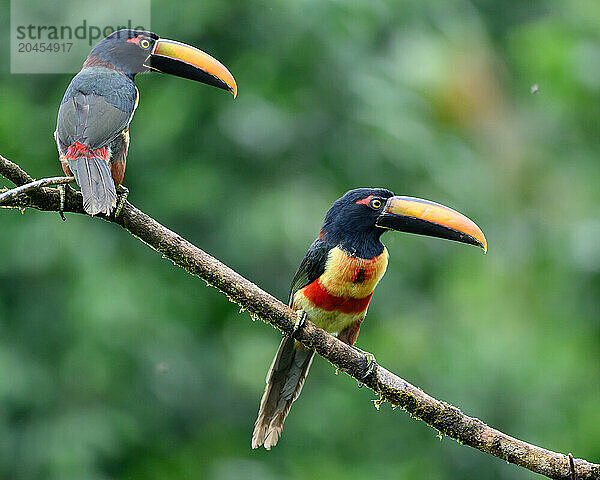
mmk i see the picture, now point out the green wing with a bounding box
[288,239,333,306]
[56,67,137,152]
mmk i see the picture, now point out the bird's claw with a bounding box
[291,309,307,338]
[351,346,378,386]
[114,184,129,217]
[58,183,76,221]
[58,184,66,221]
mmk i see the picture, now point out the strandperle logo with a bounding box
[15,20,148,47]
[11,0,151,73]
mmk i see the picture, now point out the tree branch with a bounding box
[0,175,74,203]
[1,154,598,480]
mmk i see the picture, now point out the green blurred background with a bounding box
[1,0,599,478]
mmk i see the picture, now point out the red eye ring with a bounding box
[356,195,383,210]
[126,36,141,45]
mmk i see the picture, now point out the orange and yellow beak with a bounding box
[149,39,237,97]
[376,196,487,252]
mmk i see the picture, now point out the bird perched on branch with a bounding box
[55,29,237,216]
[252,188,487,449]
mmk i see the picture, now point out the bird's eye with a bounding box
[370,199,382,209]
[140,39,151,49]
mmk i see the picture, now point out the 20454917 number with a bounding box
[17,42,73,53]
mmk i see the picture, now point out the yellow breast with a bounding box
[319,246,389,299]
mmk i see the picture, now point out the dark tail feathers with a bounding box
[252,336,315,450]
[68,156,117,216]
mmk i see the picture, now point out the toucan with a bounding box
[55,29,237,216]
[252,188,487,449]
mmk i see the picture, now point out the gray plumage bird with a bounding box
[55,29,237,215]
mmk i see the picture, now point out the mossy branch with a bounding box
[0,175,74,203]
[1,154,597,480]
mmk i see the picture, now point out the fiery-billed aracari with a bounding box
[252,188,487,449]
[55,29,237,216]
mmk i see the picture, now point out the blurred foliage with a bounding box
[1,0,599,479]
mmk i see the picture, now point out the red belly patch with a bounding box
[301,279,373,314]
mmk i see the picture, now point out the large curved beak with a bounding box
[147,39,237,97]
[376,196,487,252]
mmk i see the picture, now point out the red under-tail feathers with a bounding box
[65,141,116,216]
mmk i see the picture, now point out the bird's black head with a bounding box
[319,187,488,258]
[86,29,158,77]
[84,29,237,95]
[320,188,395,257]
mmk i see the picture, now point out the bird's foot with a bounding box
[114,184,129,217]
[351,345,378,386]
[58,183,76,221]
[291,309,307,338]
